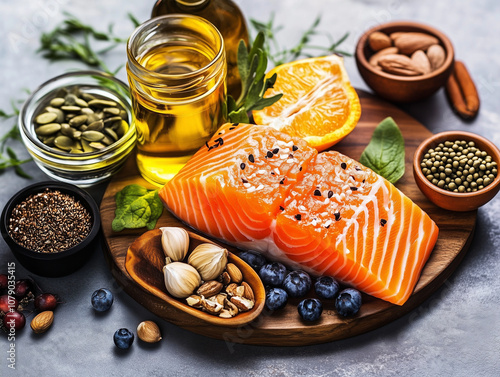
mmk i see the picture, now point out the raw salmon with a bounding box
[159,123,439,305]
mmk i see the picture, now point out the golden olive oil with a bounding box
[127,15,227,186]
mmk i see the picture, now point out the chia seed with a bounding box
[8,189,92,253]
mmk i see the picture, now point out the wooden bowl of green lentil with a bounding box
[413,131,500,211]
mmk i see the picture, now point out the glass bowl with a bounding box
[19,71,136,187]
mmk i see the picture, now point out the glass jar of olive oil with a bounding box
[126,15,227,186]
[151,0,249,99]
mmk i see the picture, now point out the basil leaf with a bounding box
[112,184,164,232]
[359,117,405,184]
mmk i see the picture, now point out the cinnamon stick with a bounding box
[445,61,480,119]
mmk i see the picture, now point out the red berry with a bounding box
[0,274,7,290]
[0,295,18,313]
[13,279,32,299]
[3,311,26,331]
[34,293,58,311]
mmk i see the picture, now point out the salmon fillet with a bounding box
[159,123,439,305]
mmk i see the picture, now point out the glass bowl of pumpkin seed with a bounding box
[19,70,136,186]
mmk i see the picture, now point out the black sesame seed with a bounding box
[295,214,302,221]
[280,178,285,184]
[299,166,303,171]
[248,154,255,163]
[328,191,333,198]
[229,127,235,131]
[362,179,365,183]
[242,178,248,184]
[240,163,246,170]
[314,189,322,196]
[380,219,387,227]
[350,187,358,191]
[355,166,361,171]
[273,148,279,154]
[325,224,331,229]
[288,154,294,159]
[341,162,347,169]
[334,212,341,221]
[205,141,210,148]
[214,137,224,146]
[232,123,239,127]
[267,151,274,158]
[292,145,299,151]
[279,206,285,211]
[271,172,275,175]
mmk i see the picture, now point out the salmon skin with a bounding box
[159,123,439,305]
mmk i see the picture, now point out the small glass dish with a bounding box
[0,181,101,277]
[19,71,136,187]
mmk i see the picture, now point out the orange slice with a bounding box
[252,55,361,151]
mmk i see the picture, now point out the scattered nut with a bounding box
[225,283,238,296]
[186,295,203,308]
[226,263,243,284]
[137,320,162,343]
[219,271,231,285]
[214,293,227,306]
[230,296,255,312]
[241,281,255,301]
[30,311,54,334]
[201,297,223,314]
[196,280,223,297]
[219,309,233,318]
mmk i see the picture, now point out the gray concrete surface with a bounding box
[0,0,499,376]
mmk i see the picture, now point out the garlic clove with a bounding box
[187,243,228,281]
[163,261,201,298]
[160,227,190,262]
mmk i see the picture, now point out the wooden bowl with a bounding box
[355,21,454,102]
[125,229,265,327]
[413,131,500,211]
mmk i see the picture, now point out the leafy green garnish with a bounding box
[360,117,405,184]
[250,14,351,67]
[227,32,283,123]
[112,184,164,232]
[38,12,139,75]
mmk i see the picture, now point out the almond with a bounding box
[411,50,432,74]
[378,54,423,76]
[196,280,223,297]
[389,32,406,41]
[427,44,446,70]
[368,31,392,52]
[369,47,399,66]
[393,32,439,55]
[30,311,54,334]
[241,281,255,301]
[226,263,243,284]
[230,296,254,312]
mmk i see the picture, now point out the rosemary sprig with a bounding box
[38,12,138,75]
[250,14,351,67]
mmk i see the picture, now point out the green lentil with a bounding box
[420,139,497,192]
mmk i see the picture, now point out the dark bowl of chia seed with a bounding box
[1,181,101,277]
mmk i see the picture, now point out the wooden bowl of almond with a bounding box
[355,21,454,102]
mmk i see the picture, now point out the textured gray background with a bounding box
[0,0,499,376]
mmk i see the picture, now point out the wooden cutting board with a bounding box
[100,90,476,346]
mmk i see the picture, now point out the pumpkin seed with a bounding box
[54,135,75,151]
[64,94,78,106]
[82,130,105,142]
[51,147,69,154]
[87,120,104,131]
[60,123,74,137]
[35,112,58,125]
[45,107,65,123]
[81,139,94,153]
[103,107,120,116]
[75,98,89,108]
[115,120,129,138]
[54,88,68,98]
[70,148,83,154]
[65,113,76,120]
[79,125,88,132]
[42,136,56,146]
[104,127,118,141]
[69,115,88,127]
[80,108,94,116]
[86,113,100,124]
[101,136,113,146]
[104,116,122,127]
[88,99,117,108]
[119,110,128,120]
[89,142,106,149]
[61,105,81,112]
[35,123,61,136]
[49,98,65,107]
[73,131,82,139]
[81,92,96,102]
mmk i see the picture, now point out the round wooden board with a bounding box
[100,90,476,346]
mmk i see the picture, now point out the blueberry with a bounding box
[282,270,311,298]
[265,288,288,311]
[297,298,323,322]
[91,288,114,312]
[259,262,287,287]
[335,288,362,317]
[113,328,134,349]
[238,250,267,271]
[314,276,340,299]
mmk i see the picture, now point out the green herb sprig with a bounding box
[250,14,351,67]
[112,184,164,232]
[38,12,139,75]
[360,117,405,184]
[227,32,283,123]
